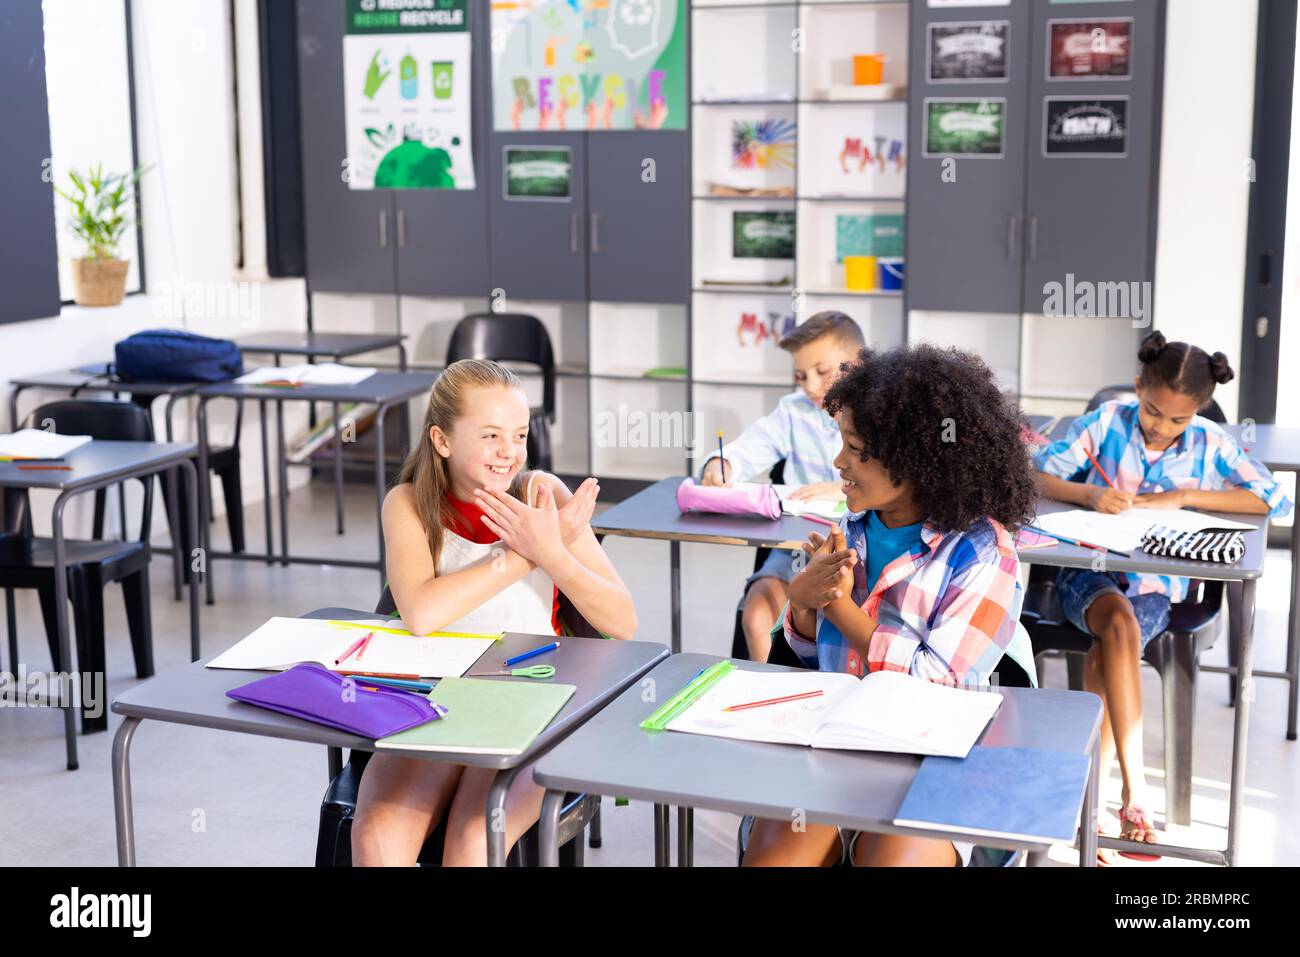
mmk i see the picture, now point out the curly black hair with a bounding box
[824,344,1036,532]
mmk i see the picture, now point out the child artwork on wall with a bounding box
[734,310,795,348]
[731,118,797,171]
[839,137,906,174]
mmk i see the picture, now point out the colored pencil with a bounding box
[1084,446,1118,491]
[17,464,72,471]
[717,430,726,482]
[333,633,369,666]
[504,641,560,667]
[801,514,837,528]
[723,689,824,712]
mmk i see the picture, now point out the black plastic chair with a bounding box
[315,587,600,866]
[0,400,157,732]
[446,313,556,472]
[1021,386,1232,825]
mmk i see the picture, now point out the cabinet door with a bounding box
[586,132,689,304]
[1022,0,1163,312]
[905,0,1033,314]
[487,132,588,301]
[0,1,61,325]
[296,0,396,294]
[395,3,490,298]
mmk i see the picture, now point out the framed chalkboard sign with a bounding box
[927,21,1010,82]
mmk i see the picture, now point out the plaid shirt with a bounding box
[702,391,841,485]
[783,514,1024,685]
[1033,399,1293,601]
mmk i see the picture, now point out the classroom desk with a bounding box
[1,440,201,770]
[9,363,198,440]
[592,477,822,653]
[1027,498,1268,866]
[1024,413,1056,435]
[235,333,411,536]
[192,372,437,603]
[534,652,1103,867]
[109,606,668,867]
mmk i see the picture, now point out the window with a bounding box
[42,0,143,300]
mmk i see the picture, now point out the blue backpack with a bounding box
[113,329,244,383]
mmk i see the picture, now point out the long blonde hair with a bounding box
[398,358,528,567]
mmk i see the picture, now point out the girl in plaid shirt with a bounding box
[744,344,1037,867]
[1033,332,1290,858]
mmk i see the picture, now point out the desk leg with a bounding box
[653,803,670,866]
[277,397,289,567]
[1287,521,1299,740]
[165,466,182,602]
[113,716,142,866]
[397,343,411,452]
[259,399,273,565]
[197,399,215,605]
[8,384,25,431]
[1227,578,1257,867]
[670,540,681,655]
[332,400,345,535]
[373,403,388,590]
[677,806,693,867]
[51,492,78,769]
[179,458,201,661]
[539,788,565,867]
[485,765,521,867]
[1080,733,1099,868]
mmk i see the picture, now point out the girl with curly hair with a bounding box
[743,343,1037,867]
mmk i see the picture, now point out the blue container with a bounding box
[878,258,905,291]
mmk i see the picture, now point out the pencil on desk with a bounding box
[724,689,824,712]
[17,464,72,471]
[802,514,837,529]
[1084,446,1118,491]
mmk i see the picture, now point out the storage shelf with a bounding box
[589,371,689,383]
[693,97,796,106]
[801,287,904,298]
[694,285,795,295]
[693,194,797,202]
[798,194,905,203]
[692,375,793,389]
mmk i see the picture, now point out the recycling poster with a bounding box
[343,0,475,190]
[491,0,686,131]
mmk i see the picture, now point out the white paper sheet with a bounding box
[773,484,849,522]
[1032,507,1255,553]
[206,617,496,678]
[236,364,376,387]
[0,430,91,458]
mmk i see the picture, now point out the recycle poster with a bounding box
[343,0,476,190]
[491,0,687,131]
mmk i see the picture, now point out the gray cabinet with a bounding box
[587,132,689,303]
[906,0,1033,314]
[0,1,61,324]
[487,131,589,301]
[296,0,397,295]
[905,0,1164,317]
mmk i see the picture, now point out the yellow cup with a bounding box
[844,255,877,291]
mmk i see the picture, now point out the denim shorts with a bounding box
[1055,568,1172,649]
[744,547,798,589]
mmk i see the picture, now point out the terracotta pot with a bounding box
[70,257,130,307]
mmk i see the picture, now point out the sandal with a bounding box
[1117,804,1160,861]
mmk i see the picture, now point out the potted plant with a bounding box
[53,163,148,307]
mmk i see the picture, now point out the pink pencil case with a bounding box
[675,478,782,520]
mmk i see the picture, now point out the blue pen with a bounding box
[503,641,560,667]
[344,674,435,693]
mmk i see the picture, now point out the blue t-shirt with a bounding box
[864,510,925,595]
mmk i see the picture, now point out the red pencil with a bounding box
[801,514,837,528]
[354,632,374,661]
[724,689,825,712]
[17,464,72,471]
[330,669,421,680]
[334,633,369,666]
[1083,446,1118,491]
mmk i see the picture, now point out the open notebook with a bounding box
[665,669,1001,758]
[236,363,376,387]
[0,430,91,459]
[772,484,848,522]
[1032,506,1254,554]
[206,617,499,679]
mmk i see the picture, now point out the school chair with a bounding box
[446,312,555,472]
[1020,386,1234,826]
[0,400,157,733]
[315,586,600,866]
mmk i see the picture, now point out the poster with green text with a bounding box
[343,0,476,189]
[491,0,687,131]
[923,98,1005,157]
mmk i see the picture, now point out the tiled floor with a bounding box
[1,479,1296,866]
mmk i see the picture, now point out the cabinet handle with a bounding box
[379,209,388,249]
[1007,215,1018,260]
[590,213,601,253]
[1028,215,1039,261]
[570,213,580,253]
[397,209,406,248]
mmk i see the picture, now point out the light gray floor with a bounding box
[0,479,1296,866]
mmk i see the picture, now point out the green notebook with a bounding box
[375,677,576,756]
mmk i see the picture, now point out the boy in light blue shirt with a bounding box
[700,311,865,660]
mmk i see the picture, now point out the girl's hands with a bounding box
[789,482,845,502]
[555,477,598,544]
[789,527,857,612]
[1087,485,1134,514]
[474,486,565,568]
[1134,488,1188,509]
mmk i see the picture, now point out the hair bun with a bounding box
[1137,330,1167,363]
[1209,351,1235,385]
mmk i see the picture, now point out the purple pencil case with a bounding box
[675,477,782,520]
[227,662,447,739]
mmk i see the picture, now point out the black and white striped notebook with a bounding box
[1140,525,1246,563]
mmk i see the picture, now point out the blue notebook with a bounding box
[893,746,1090,845]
